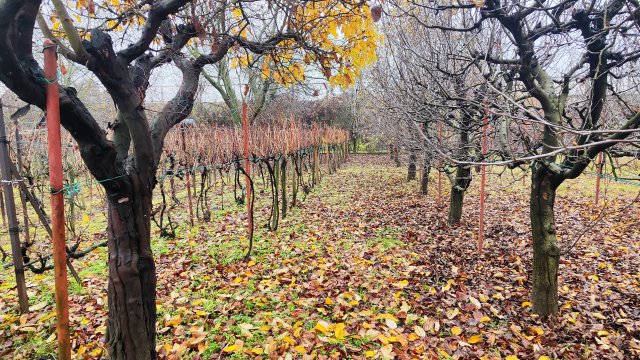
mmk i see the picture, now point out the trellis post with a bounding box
[0,101,29,313]
[43,40,71,360]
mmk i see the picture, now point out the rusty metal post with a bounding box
[0,101,29,313]
[43,40,71,360]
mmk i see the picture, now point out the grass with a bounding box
[1,155,639,359]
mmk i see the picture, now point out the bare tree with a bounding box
[384,0,640,316]
[0,1,377,357]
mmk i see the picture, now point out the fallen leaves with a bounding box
[2,155,639,359]
[467,334,483,344]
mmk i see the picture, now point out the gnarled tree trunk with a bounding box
[105,183,156,359]
[448,165,470,224]
[530,166,560,316]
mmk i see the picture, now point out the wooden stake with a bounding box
[14,119,30,248]
[43,40,71,360]
[0,100,29,313]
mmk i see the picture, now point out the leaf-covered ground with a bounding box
[1,154,639,359]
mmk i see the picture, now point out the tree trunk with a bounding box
[407,152,417,181]
[448,188,464,224]
[105,181,156,360]
[448,165,471,224]
[530,167,560,316]
[420,162,430,195]
[391,145,401,167]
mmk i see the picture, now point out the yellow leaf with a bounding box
[283,336,295,346]
[414,325,426,338]
[359,310,373,317]
[597,330,609,337]
[437,348,450,357]
[247,260,255,266]
[375,313,398,322]
[334,323,346,340]
[538,356,551,360]
[480,316,491,323]
[314,320,330,334]
[251,347,263,355]
[529,326,544,336]
[325,297,335,305]
[165,315,181,327]
[365,350,375,358]
[592,312,606,320]
[83,214,89,223]
[505,356,519,360]
[521,301,533,308]
[451,326,462,336]
[223,344,238,353]
[395,280,409,288]
[90,348,103,357]
[467,334,482,344]
[294,345,306,354]
[38,312,57,323]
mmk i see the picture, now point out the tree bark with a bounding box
[448,165,470,224]
[407,152,417,181]
[420,162,430,195]
[530,167,560,316]
[448,188,464,224]
[391,145,401,167]
[105,178,156,360]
